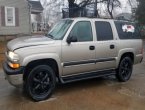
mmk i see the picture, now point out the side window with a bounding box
[95,21,113,41]
[69,21,93,42]
[115,21,141,39]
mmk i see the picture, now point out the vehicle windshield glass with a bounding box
[47,20,73,40]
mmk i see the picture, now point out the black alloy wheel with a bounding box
[116,57,133,82]
[25,65,56,101]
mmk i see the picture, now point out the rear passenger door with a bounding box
[94,21,117,70]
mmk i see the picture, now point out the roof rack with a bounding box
[62,7,97,18]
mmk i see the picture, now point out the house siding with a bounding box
[0,0,31,35]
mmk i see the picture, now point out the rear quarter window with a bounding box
[115,21,141,39]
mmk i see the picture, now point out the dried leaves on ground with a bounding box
[0,42,6,68]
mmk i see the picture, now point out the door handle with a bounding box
[89,46,95,50]
[110,45,115,49]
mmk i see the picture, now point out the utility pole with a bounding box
[128,0,137,21]
[128,0,136,15]
[128,0,133,8]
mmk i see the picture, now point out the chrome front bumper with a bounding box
[3,62,24,87]
[5,73,23,87]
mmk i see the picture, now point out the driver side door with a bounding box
[61,21,96,76]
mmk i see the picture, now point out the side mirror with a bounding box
[67,36,77,44]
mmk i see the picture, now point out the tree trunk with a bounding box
[68,0,75,17]
[107,0,114,19]
[109,11,113,19]
[94,0,98,17]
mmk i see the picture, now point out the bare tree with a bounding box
[41,0,65,23]
[41,0,122,20]
[103,0,121,18]
[67,0,93,17]
[128,0,138,15]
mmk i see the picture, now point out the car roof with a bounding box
[63,17,134,23]
[64,17,112,21]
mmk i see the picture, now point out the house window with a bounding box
[5,7,15,26]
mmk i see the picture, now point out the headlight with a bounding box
[8,51,19,62]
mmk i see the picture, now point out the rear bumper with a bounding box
[134,54,143,64]
[140,57,143,63]
[2,62,24,87]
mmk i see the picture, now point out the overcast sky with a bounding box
[32,0,132,13]
[32,0,133,22]
[40,0,133,13]
[120,0,132,13]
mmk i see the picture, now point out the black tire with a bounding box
[25,65,56,101]
[116,57,133,82]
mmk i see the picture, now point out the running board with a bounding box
[61,69,116,83]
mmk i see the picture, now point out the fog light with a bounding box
[8,62,20,69]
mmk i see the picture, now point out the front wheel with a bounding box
[25,65,56,101]
[116,57,133,82]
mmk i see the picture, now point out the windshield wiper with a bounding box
[47,34,54,39]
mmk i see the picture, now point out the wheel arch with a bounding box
[120,52,134,62]
[23,56,62,82]
[116,48,135,67]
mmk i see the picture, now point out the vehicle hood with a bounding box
[7,35,55,51]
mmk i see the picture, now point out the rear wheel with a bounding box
[25,65,56,101]
[116,57,133,82]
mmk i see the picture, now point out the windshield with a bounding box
[47,20,73,40]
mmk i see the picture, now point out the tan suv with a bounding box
[3,18,143,101]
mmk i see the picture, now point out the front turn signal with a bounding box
[8,62,20,69]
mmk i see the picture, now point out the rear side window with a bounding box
[115,21,141,39]
[95,21,113,41]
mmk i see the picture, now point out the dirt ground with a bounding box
[0,42,6,68]
[0,42,6,53]
[0,55,5,68]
